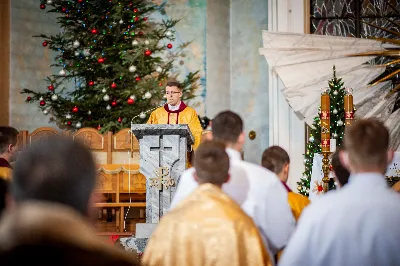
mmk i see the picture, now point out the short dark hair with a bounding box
[261,146,290,175]
[331,149,350,186]
[0,127,18,154]
[212,111,243,144]
[166,81,181,90]
[11,136,97,216]
[344,118,389,170]
[193,141,229,185]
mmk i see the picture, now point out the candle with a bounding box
[321,91,330,152]
[344,88,354,126]
[330,139,336,153]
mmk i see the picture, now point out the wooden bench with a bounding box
[17,127,146,234]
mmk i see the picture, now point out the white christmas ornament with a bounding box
[337,120,344,126]
[145,92,152,99]
[59,69,66,76]
[74,51,80,56]
[144,40,150,45]
[103,94,110,101]
[139,112,146,119]
[76,122,82,128]
[332,132,338,138]
[73,40,80,48]
[333,90,338,95]
[43,109,49,115]
[165,31,172,37]
[83,49,90,56]
[51,94,58,101]
[155,66,162,73]
[87,110,92,115]
[47,0,53,4]
[309,136,314,142]
[119,19,124,24]
[129,65,137,72]
[132,40,139,46]
[39,97,44,101]
[66,114,72,119]
[101,88,107,93]
[130,95,136,100]
[106,105,111,110]
[333,109,338,114]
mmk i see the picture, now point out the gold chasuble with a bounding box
[147,102,202,150]
[142,184,271,266]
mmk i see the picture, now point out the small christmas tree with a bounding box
[297,66,352,196]
[22,0,200,132]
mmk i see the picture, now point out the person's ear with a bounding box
[339,150,350,172]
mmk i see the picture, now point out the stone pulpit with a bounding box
[120,124,194,254]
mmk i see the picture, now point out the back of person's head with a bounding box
[0,126,18,155]
[193,140,229,186]
[11,136,96,216]
[342,118,390,173]
[0,179,8,216]
[212,111,243,145]
[261,146,290,176]
[331,148,350,187]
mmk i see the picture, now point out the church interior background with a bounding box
[1,0,400,241]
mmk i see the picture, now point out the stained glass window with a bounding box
[310,0,400,111]
[311,0,400,38]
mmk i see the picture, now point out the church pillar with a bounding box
[267,0,306,190]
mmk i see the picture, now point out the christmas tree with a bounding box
[297,66,352,196]
[22,0,200,132]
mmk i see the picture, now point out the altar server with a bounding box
[280,118,400,266]
[143,141,271,266]
[171,111,295,263]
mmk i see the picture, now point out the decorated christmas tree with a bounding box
[22,0,200,132]
[297,67,353,196]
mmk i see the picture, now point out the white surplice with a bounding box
[279,173,400,266]
[171,148,296,261]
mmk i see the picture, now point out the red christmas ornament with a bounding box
[111,82,117,89]
[67,121,72,126]
[42,41,48,47]
[78,0,84,2]
[135,77,141,81]
[111,100,117,107]
[98,57,105,63]
[97,125,101,130]
[144,49,152,56]
[61,7,67,13]
[72,106,79,113]
[40,100,46,106]
[138,31,143,36]
[48,85,54,91]
[134,17,139,22]
[133,8,138,13]
[143,17,148,21]
[26,96,32,102]
[329,164,333,171]
[88,81,95,86]
[40,4,46,9]
[91,28,98,34]
[167,43,173,49]
[159,82,163,86]
[127,98,134,105]
[118,117,122,123]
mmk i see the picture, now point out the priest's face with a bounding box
[166,86,182,106]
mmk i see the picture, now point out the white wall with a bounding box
[268,0,306,191]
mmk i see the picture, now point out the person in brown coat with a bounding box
[0,136,138,266]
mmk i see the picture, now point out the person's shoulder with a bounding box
[289,192,310,204]
[237,160,279,182]
[182,105,198,115]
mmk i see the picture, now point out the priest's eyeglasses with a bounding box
[165,91,181,95]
